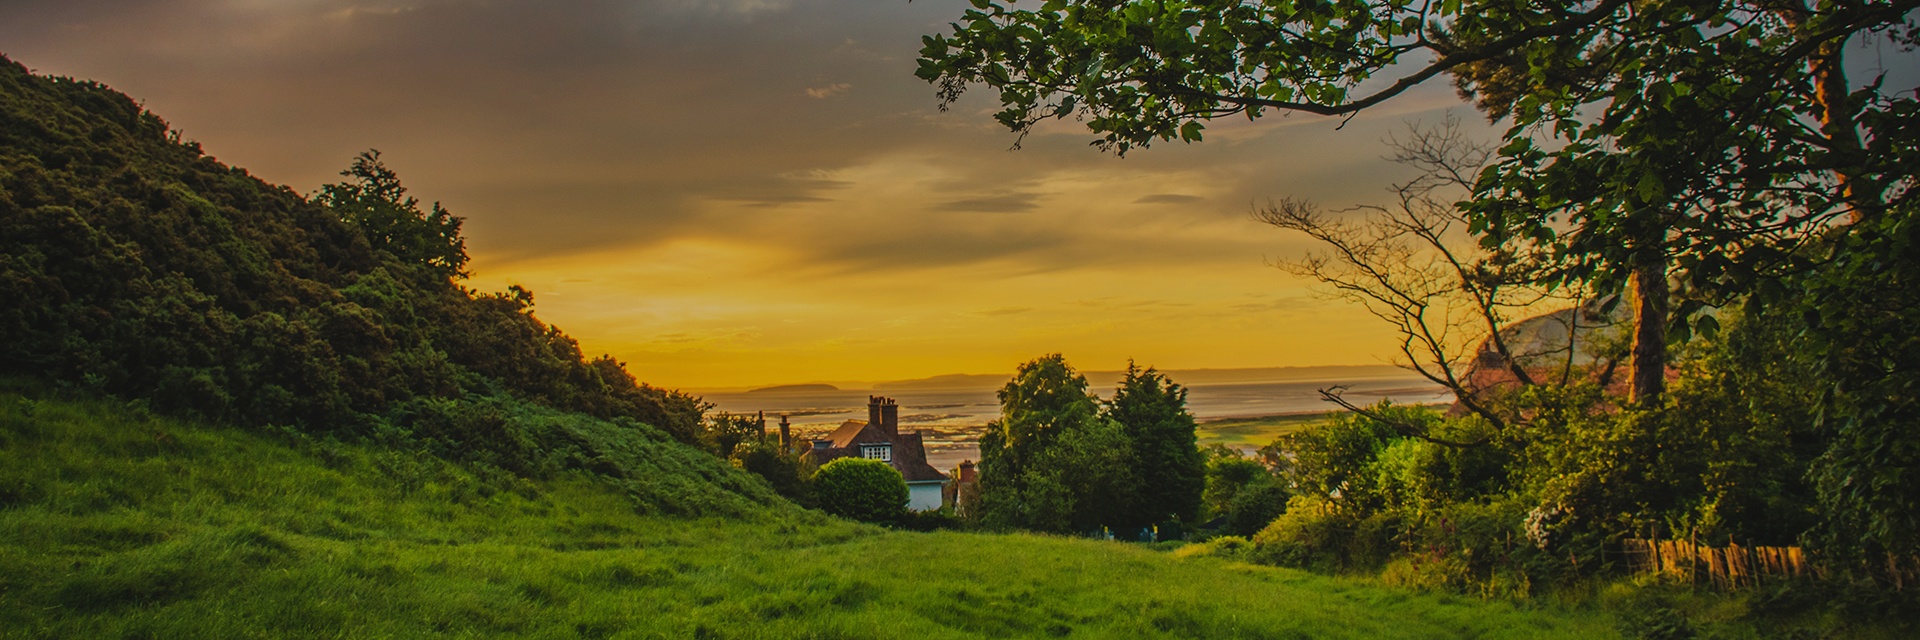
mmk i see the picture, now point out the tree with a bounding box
[702,412,762,458]
[977,354,1137,532]
[1257,119,1596,435]
[812,457,909,523]
[919,0,1920,558]
[1202,450,1275,517]
[1225,482,1291,537]
[1103,361,1206,528]
[1790,199,1920,557]
[731,437,812,504]
[314,150,469,279]
[918,0,1920,404]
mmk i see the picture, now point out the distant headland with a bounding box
[747,383,841,394]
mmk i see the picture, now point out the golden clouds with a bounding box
[464,154,1401,387]
[0,0,1481,388]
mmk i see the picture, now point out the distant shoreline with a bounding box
[691,364,1417,395]
[1197,401,1452,423]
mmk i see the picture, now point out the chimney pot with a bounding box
[879,400,899,437]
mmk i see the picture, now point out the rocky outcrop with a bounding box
[1451,297,1641,413]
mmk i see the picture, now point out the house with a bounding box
[942,459,979,517]
[806,396,949,511]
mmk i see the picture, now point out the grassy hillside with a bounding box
[0,387,1622,639]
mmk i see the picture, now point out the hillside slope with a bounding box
[0,387,1619,639]
[0,53,700,443]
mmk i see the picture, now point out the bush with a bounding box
[1224,482,1288,537]
[1250,495,1401,571]
[729,439,810,505]
[1249,496,1354,570]
[1172,536,1254,561]
[811,458,907,523]
[892,507,963,532]
[1201,454,1273,521]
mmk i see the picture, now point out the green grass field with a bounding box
[0,388,1623,639]
[1194,414,1332,449]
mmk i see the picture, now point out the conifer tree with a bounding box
[1104,361,1205,530]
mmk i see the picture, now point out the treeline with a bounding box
[1185,291,1917,600]
[964,355,1206,536]
[968,310,1916,609]
[0,56,756,509]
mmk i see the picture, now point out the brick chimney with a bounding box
[879,399,898,438]
[778,414,791,450]
[866,395,899,437]
[958,459,977,483]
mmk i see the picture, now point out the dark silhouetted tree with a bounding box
[1103,361,1205,529]
[315,150,468,279]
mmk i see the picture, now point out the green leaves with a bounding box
[314,151,469,280]
[813,458,909,523]
[917,0,1433,153]
[1178,120,1204,142]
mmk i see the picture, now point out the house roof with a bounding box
[824,419,885,448]
[891,431,947,482]
[809,420,948,482]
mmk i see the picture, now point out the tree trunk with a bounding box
[1628,257,1669,405]
[1780,3,1875,221]
[1811,38,1875,221]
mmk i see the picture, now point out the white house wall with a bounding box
[908,482,943,511]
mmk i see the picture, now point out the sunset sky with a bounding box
[0,1,1623,388]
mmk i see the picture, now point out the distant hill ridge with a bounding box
[848,365,1412,392]
[748,383,840,394]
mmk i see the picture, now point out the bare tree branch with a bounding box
[1258,119,1600,439]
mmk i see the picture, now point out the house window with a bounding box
[861,444,892,462]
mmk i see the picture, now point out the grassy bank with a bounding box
[1195,413,1331,449]
[0,388,1621,638]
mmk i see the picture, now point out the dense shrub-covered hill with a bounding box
[0,53,775,511]
[0,54,704,435]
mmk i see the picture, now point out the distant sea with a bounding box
[699,367,1452,471]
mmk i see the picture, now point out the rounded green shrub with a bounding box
[1225,482,1289,537]
[811,458,908,523]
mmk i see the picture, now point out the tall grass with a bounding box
[0,388,1620,638]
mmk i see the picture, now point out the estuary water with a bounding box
[701,371,1452,471]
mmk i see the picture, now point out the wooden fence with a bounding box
[1623,537,1920,590]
